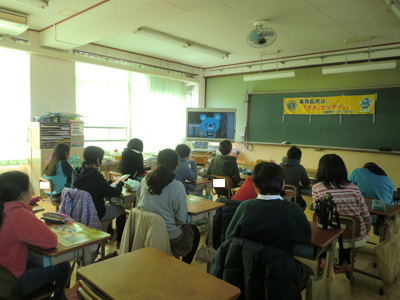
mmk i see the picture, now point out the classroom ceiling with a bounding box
[1,0,400,68]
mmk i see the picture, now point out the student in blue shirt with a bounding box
[43,143,73,197]
[174,144,197,194]
[349,162,395,205]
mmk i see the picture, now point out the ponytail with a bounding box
[146,149,178,195]
[0,171,30,230]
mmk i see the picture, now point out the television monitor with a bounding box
[186,108,236,142]
[192,141,209,152]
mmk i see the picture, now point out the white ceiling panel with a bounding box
[305,0,356,9]
[176,4,242,26]
[163,0,219,12]
[225,0,297,14]
[246,1,316,21]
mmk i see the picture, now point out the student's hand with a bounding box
[186,156,194,162]
[117,181,125,188]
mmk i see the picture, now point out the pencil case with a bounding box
[41,212,74,224]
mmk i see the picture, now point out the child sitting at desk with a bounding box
[72,146,126,249]
[175,144,198,194]
[0,171,70,300]
[206,140,240,196]
[116,138,147,179]
[136,149,200,264]
[280,146,310,210]
[43,143,73,197]
[225,161,314,283]
[349,162,395,205]
[312,154,372,276]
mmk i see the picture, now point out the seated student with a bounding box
[226,162,314,283]
[312,154,372,276]
[116,138,147,179]
[280,146,310,209]
[0,171,70,300]
[349,162,395,205]
[136,149,200,264]
[174,144,198,194]
[206,140,240,196]
[43,143,73,197]
[72,146,126,249]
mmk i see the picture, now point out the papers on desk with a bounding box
[51,223,108,247]
[186,195,205,205]
[110,174,130,187]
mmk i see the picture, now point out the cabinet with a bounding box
[30,122,85,195]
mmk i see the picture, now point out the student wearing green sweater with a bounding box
[226,161,314,282]
[206,140,240,195]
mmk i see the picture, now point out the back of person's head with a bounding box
[0,171,30,229]
[363,162,387,176]
[287,146,302,160]
[175,144,191,158]
[252,162,284,195]
[219,140,232,155]
[316,154,349,189]
[82,146,104,168]
[146,149,179,195]
[127,138,143,153]
[44,143,70,176]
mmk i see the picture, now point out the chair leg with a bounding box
[101,241,106,259]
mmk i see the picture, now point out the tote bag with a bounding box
[306,251,352,300]
[376,221,400,285]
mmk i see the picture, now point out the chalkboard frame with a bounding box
[246,86,400,154]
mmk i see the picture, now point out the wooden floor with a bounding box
[36,195,400,299]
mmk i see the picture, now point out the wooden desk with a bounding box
[31,203,44,214]
[305,168,317,180]
[109,187,136,206]
[77,247,240,300]
[294,222,344,277]
[237,160,257,169]
[99,163,119,180]
[187,177,213,194]
[28,222,109,267]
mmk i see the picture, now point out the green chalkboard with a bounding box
[247,87,400,151]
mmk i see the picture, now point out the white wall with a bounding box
[30,54,75,118]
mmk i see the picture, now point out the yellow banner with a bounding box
[284,94,376,115]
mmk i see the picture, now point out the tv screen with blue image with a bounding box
[186,108,236,142]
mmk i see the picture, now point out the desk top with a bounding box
[309,221,344,248]
[31,203,44,214]
[237,161,257,168]
[282,190,297,201]
[99,163,119,171]
[119,187,136,199]
[77,247,240,300]
[30,222,109,257]
[365,198,400,217]
[187,198,225,215]
[188,177,213,185]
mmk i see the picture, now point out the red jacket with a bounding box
[0,201,57,279]
[232,176,257,201]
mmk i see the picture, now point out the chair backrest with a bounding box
[77,280,102,300]
[312,213,361,239]
[39,176,61,208]
[120,208,172,256]
[193,156,208,166]
[108,171,123,182]
[284,184,298,195]
[211,174,234,198]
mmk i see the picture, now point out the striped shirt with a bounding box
[312,182,372,248]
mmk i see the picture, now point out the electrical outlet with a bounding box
[240,132,245,137]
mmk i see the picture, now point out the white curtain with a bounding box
[0,47,30,166]
[129,73,189,154]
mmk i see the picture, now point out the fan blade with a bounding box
[247,30,260,42]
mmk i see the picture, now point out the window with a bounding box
[0,47,30,166]
[76,62,198,155]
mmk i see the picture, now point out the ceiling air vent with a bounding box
[0,9,28,36]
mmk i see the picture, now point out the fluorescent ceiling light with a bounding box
[134,27,229,59]
[243,70,295,81]
[0,19,28,36]
[322,61,397,75]
[11,0,49,8]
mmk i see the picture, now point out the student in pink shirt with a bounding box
[0,171,70,299]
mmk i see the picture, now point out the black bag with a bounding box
[0,265,23,300]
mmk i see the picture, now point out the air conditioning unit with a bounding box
[0,9,29,36]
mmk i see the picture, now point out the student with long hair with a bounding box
[44,143,73,196]
[349,162,395,205]
[136,149,200,264]
[0,171,70,299]
[72,146,126,248]
[312,154,372,277]
[116,138,147,179]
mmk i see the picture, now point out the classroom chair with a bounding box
[108,171,123,182]
[313,213,361,284]
[77,280,103,300]
[284,184,298,203]
[193,155,208,166]
[211,174,234,199]
[120,208,172,256]
[39,177,61,212]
